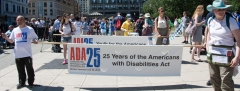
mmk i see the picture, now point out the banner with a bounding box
[72,35,150,45]
[68,44,183,76]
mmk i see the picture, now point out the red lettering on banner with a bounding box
[81,48,86,61]
[73,38,84,43]
[69,47,86,61]
[70,47,75,60]
[76,47,80,60]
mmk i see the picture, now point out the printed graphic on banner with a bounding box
[72,35,149,45]
[68,44,183,76]
[16,32,28,43]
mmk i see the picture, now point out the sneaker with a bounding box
[206,80,212,86]
[17,84,25,89]
[185,41,189,44]
[182,41,186,43]
[62,60,67,65]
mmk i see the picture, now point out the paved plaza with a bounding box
[0,35,240,91]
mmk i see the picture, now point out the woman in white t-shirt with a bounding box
[205,1,240,91]
[73,16,82,35]
[59,13,76,65]
[154,7,170,45]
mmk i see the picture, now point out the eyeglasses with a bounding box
[216,9,226,11]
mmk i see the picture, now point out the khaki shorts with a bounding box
[115,30,124,36]
[182,28,189,36]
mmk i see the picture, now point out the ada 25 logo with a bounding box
[70,47,100,67]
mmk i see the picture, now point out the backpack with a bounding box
[136,19,144,30]
[116,18,122,29]
[208,14,237,42]
[52,44,61,53]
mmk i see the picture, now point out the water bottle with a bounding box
[162,38,167,45]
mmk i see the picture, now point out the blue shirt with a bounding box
[237,15,240,27]
[53,19,61,30]
[82,22,89,30]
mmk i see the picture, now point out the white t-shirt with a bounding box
[62,23,71,37]
[73,21,82,35]
[35,21,43,28]
[208,15,239,46]
[9,26,38,59]
[157,16,167,28]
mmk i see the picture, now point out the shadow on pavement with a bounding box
[234,84,240,88]
[182,60,198,65]
[80,84,207,90]
[25,84,65,91]
[35,59,67,72]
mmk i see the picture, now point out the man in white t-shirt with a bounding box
[1,15,38,89]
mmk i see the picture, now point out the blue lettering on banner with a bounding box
[86,48,101,67]
[73,38,93,44]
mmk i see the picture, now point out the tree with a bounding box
[143,0,240,20]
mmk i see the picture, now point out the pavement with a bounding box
[0,35,240,91]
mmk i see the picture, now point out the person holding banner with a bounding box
[121,14,134,36]
[59,13,76,65]
[205,0,240,90]
[154,7,170,45]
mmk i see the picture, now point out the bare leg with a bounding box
[63,44,67,60]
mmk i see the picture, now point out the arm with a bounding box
[204,27,209,49]
[231,29,240,67]
[154,18,159,34]
[59,24,63,35]
[2,31,14,43]
[69,23,76,35]
[121,22,127,32]
[195,15,205,26]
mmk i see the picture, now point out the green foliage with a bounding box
[143,0,240,20]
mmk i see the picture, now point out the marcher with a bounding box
[190,5,205,62]
[135,14,145,36]
[73,16,82,35]
[59,13,76,65]
[154,7,171,45]
[181,11,191,44]
[114,13,125,36]
[121,14,134,36]
[1,15,38,89]
[205,0,240,91]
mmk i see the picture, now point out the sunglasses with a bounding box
[158,10,165,12]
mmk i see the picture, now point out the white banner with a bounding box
[68,44,183,76]
[71,35,150,45]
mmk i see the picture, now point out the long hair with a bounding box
[60,13,70,25]
[192,5,204,19]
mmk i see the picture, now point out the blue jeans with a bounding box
[61,36,72,43]
[148,34,153,40]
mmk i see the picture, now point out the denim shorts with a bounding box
[61,37,72,43]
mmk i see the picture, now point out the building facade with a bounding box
[0,0,28,25]
[90,0,146,18]
[28,0,80,19]
[77,0,90,16]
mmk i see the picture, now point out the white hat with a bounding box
[144,13,151,18]
[206,0,232,11]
